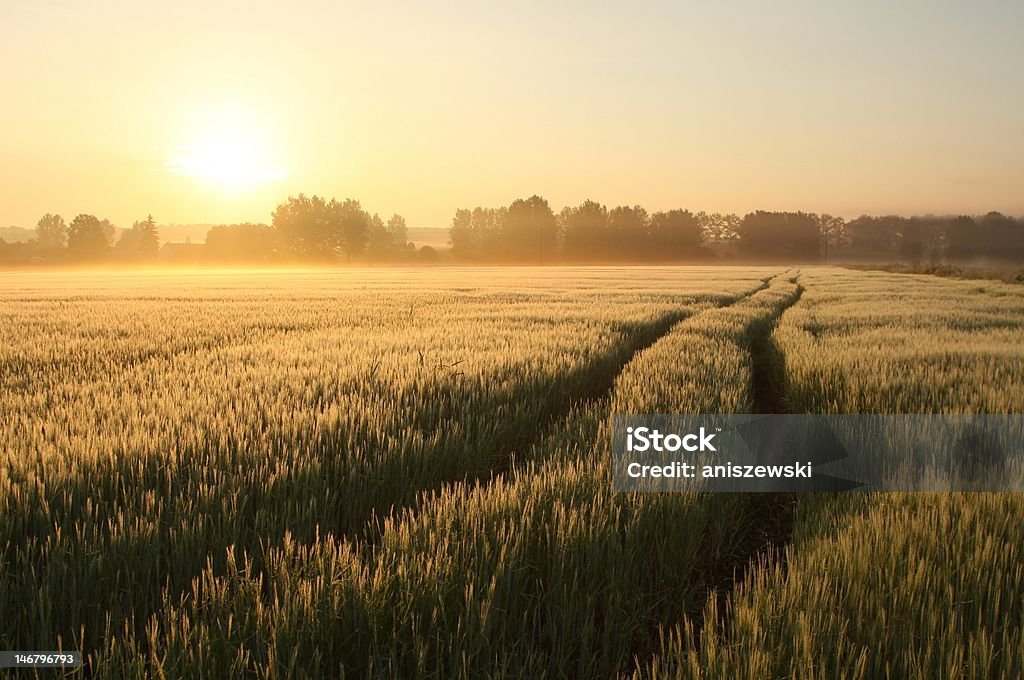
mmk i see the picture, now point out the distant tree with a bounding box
[205,223,279,262]
[272,194,334,259]
[449,209,478,259]
[738,211,822,261]
[331,198,370,261]
[694,212,742,259]
[844,215,901,258]
[695,212,719,241]
[945,215,980,261]
[723,214,742,240]
[648,209,704,259]
[907,216,946,264]
[99,219,116,246]
[608,205,650,259]
[137,215,159,259]
[35,213,67,249]
[502,195,557,263]
[695,212,713,240]
[67,214,113,260]
[366,213,389,259]
[815,214,846,261]
[450,207,505,260]
[115,215,160,261]
[695,212,742,242]
[477,208,506,258]
[271,194,370,261]
[418,245,439,262]
[115,228,140,257]
[979,211,1024,261]
[558,200,609,261]
[365,213,412,260]
[898,218,925,265]
[386,214,411,252]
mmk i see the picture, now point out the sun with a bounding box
[165,106,288,191]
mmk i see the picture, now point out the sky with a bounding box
[2,0,1022,230]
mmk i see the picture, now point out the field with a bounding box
[2,266,1023,678]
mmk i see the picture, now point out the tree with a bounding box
[449,207,505,260]
[945,215,979,261]
[695,212,742,242]
[35,213,67,249]
[271,194,370,261]
[842,215,900,259]
[816,214,846,261]
[67,214,113,260]
[370,213,413,261]
[272,194,334,259]
[115,228,140,257]
[137,215,159,259]
[898,218,925,265]
[99,219,116,246]
[979,211,1024,261]
[449,209,479,259]
[558,200,609,261]
[648,209,704,259]
[330,198,370,261]
[502,195,557,263]
[418,245,439,262]
[386,214,411,252]
[738,211,822,261]
[721,214,741,241]
[205,223,279,262]
[366,213,390,259]
[115,215,160,261]
[365,213,412,260]
[607,205,650,259]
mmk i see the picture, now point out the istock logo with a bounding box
[616,414,1024,493]
[625,426,717,452]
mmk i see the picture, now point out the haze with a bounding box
[2,0,1022,229]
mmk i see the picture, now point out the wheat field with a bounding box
[1,266,1022,678]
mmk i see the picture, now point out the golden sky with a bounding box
[2,0,1022,229]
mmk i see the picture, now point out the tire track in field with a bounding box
[361,275,778,540]
[342,274,790,677]
[690,273,803,654]
[488,276,776,468]
[36,279,780,672]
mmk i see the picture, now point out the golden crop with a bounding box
[665,267,1024,679]
[1,266,1020,678]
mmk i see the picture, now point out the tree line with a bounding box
[4,195,417,265]
[449,196,1024,264]
[4,194,1022,265]
[203,198,418,264]
[24,213,160,262]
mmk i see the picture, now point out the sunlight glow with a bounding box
[165,106,289,191]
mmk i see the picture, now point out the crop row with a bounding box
[654,268,1024,679]
[0,267,775,674]
[65,277,802,677]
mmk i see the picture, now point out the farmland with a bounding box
[2,266,1023,678]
